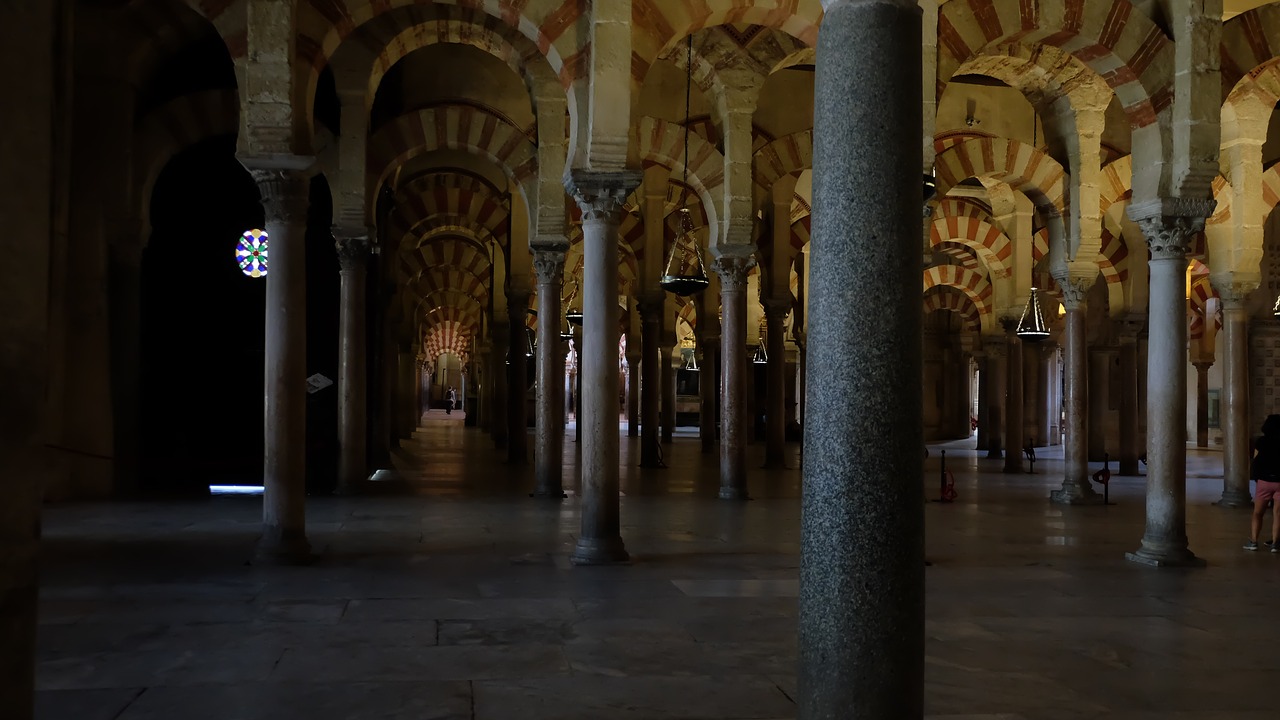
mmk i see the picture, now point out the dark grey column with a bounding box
[335,234,369,494]
[1218,288,1253,506]
[1,3,56,712]
[1088,349,1110,461]
[800,0,924,716]
[1002,321,1023,473]
[1119,336,1141,475]
[626,349,640,437]
[508,291,530,464]
[1194,361,1211,449]
[764,298,789,468]
[490,322,509,449]
[985,339,1005,459]
[638,295,663,466]
[1126,205,1209,567]
[532,248,567,498]
[1051,280,1100,504]
[566,171,639,564]
[251,165,313,564]
[713,252,753,500]
[699,337,719,454]
[661,343,675,443]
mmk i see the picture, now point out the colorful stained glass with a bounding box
[235,229,268,277]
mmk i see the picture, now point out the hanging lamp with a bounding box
[752,318,769,364]
[564,281,583,326]
[525,326,535,358]
[681,336,699,372]
[1015,287,1050,342]
[657,35,711,297]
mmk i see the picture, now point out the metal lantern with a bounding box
[1016,287,1050,342]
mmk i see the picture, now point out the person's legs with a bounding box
[1249,490,1268,548]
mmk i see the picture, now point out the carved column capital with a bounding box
[334,235,370,272]
[565,169,641,223]
[250,168,311,225]
[1212,277,1259,310]
[1137,215,1200,261]
[712,252,755,291]
[1057,278,1092,311]
[532,248,566,287]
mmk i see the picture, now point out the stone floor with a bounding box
[33,414,1280,719]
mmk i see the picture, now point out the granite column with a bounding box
[799,0,924,715]
[714,252,753,500]
[532,248,567,498]
[335,235,369,494]
[251,164,313,563]
[567,171,638,564]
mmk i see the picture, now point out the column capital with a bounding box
[1057,277,1092,310]
[637,295,665,320]
[711,251,755,291]
[531,248,566,286]
[763,297,792,320]
[1211,276,1259,309]
[1129,198,1212,262]
[250,166,312,225]
[334,235,370,272]
[565,169,641,222]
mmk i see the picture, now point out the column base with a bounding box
[253,530,313,566]
[1118,460,1140,476]
[570,536,630,565]
[719,486,750,501]
[1125,544,1206,568]
[1049,484,1103,505]
[986,448,1003,459]
[1215,488,1254,508]
[531,488,568,500]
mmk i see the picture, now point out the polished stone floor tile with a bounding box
[30,421,1280,718]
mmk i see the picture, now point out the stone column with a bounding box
[1043,343,1061,445]
[625,350,640,437]
[1088,349,1111,461]
[974,352,989,450]
[532,248,567,498]
[638,295,663,466]
[1002,320,1024,473]
[1051,281,1100,504]
[800,1,924,715]
[397,348,417,439]
[985,340,1005,459]
[1126,209,1206,567]
[699,338,718,454]
[661,344,675,443]
[107,234,144,496]
[1194,361,1212,448]
[1118,336,1141,475]
[566,170,638,564]
[335,235,369,494]
[507,291,531,464]
[795,332,807,430]
[251,165,313,563]
[1021,342,1040,445]
[1218,286,1254,506]
[1,2,56,712]
[489,322,509,449]
[714,252,753,500]
[764,298,790,468]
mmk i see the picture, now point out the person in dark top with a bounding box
[1245,414,1280,552]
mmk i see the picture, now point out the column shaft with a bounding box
[1119,340,1141,475]
[975,354,989,450]
[661,346,675,443]
[533,250,567,497]
[986,343,1005,459]
[490,325,509,449]
[567,172,637,564]
[765,302,788,467]
[1051,290,1099,504]
[253,167,312,563]
[508,295,530,464]
[626,354,640,437]
[639,299,663,466]
[1220,300,1253,506]
[1003,326,1023,473]
[700,342,718,453]
[715,256,752,500]
[335,237,369,493]
[1127,213,1203,566]
[1194,362,1211,448]
[1088,350,1110,461]
[799,1,924,715]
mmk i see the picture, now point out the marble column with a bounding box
[985,340,1005,459]
[252,165,313,563]
[1194,361,1212,448]
[714,252,753,500]
[1,3,56,712]
[661,344,675,443]
[625,351,640,438]
[1003,321,1024,473]
[507,291,530,464]
[335,235,369,494]
[1088,349,1111,461]
[764,298,790,468]
[566,170,638,564]
[1051,282,1100,504]
[1126,209,1206,566]
[1219,288,1253,506]
[532,248,567,498]
[638,295,663,466]
[1118,336,1141,475]
[799,0,924,715]
[699,339,718,454]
